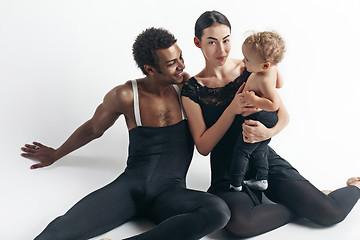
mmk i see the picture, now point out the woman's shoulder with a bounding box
[181,75,201,103]
[231,58,244,66]
[229,58,251,79]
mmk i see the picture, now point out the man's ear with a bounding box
[263,62,270,70]
[144,65,154,75]
[194,37,201,48]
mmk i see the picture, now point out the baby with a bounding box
[230,31,285,191]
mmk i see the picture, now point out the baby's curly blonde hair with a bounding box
[244,31,285,65]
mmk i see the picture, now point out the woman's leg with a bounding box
[266,179,360,226]
[35,174,141,240]
[127,188,230,240]
[217,191,295,238]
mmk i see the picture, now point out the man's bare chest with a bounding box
[139,97,182,127]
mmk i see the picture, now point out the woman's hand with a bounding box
[242,120,272,143]
[228,83,258,116]
[242,90,257,106]
[21,142,57,169]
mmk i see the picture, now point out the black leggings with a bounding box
[218,179,360,238]
[34,121,231,240]
[231,111,278,185]
[34,174,230,240]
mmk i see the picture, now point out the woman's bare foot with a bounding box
[321,190,332,195]
[346,177,360,189]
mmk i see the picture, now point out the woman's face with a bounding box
[197,24,231,66]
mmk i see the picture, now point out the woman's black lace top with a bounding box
[181,70,250,193]
[181,70,250,128]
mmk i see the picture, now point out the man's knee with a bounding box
[204,196,231,229]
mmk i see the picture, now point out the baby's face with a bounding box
[242,44,265,73]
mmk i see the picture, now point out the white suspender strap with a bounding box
[131,80,142,126]
[172,84,187,120]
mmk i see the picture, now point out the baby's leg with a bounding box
[231,135,260,190]
[241,110,277,191]
[243,140,270,191]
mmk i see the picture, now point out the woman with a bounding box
[181,10,360,238]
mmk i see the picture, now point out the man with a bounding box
[21,28,230,240]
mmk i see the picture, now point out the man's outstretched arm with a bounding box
[21,85,129,169]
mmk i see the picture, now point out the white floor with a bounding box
[1,0,360,239]
[2,142,360,240]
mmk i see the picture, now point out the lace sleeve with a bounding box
[181,77,199,104]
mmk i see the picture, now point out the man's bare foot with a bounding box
[346,177,360,189]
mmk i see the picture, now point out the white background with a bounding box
[1,0,360,239]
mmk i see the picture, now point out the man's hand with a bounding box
[21,142,57,169]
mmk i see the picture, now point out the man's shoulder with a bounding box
[104,80,134,108]
[112,80,133,98]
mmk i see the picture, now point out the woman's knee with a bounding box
[312,208,346,226]
[225,216,259,238]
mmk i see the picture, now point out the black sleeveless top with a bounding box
[124,80,194,197]
[182,69,305,194]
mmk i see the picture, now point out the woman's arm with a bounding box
[242,96,289,143]
[276,70,284,88]
[182,83,255,156]
[182,97,236,156]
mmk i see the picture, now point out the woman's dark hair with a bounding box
[194,10,231,40]
[132,27,177,75]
